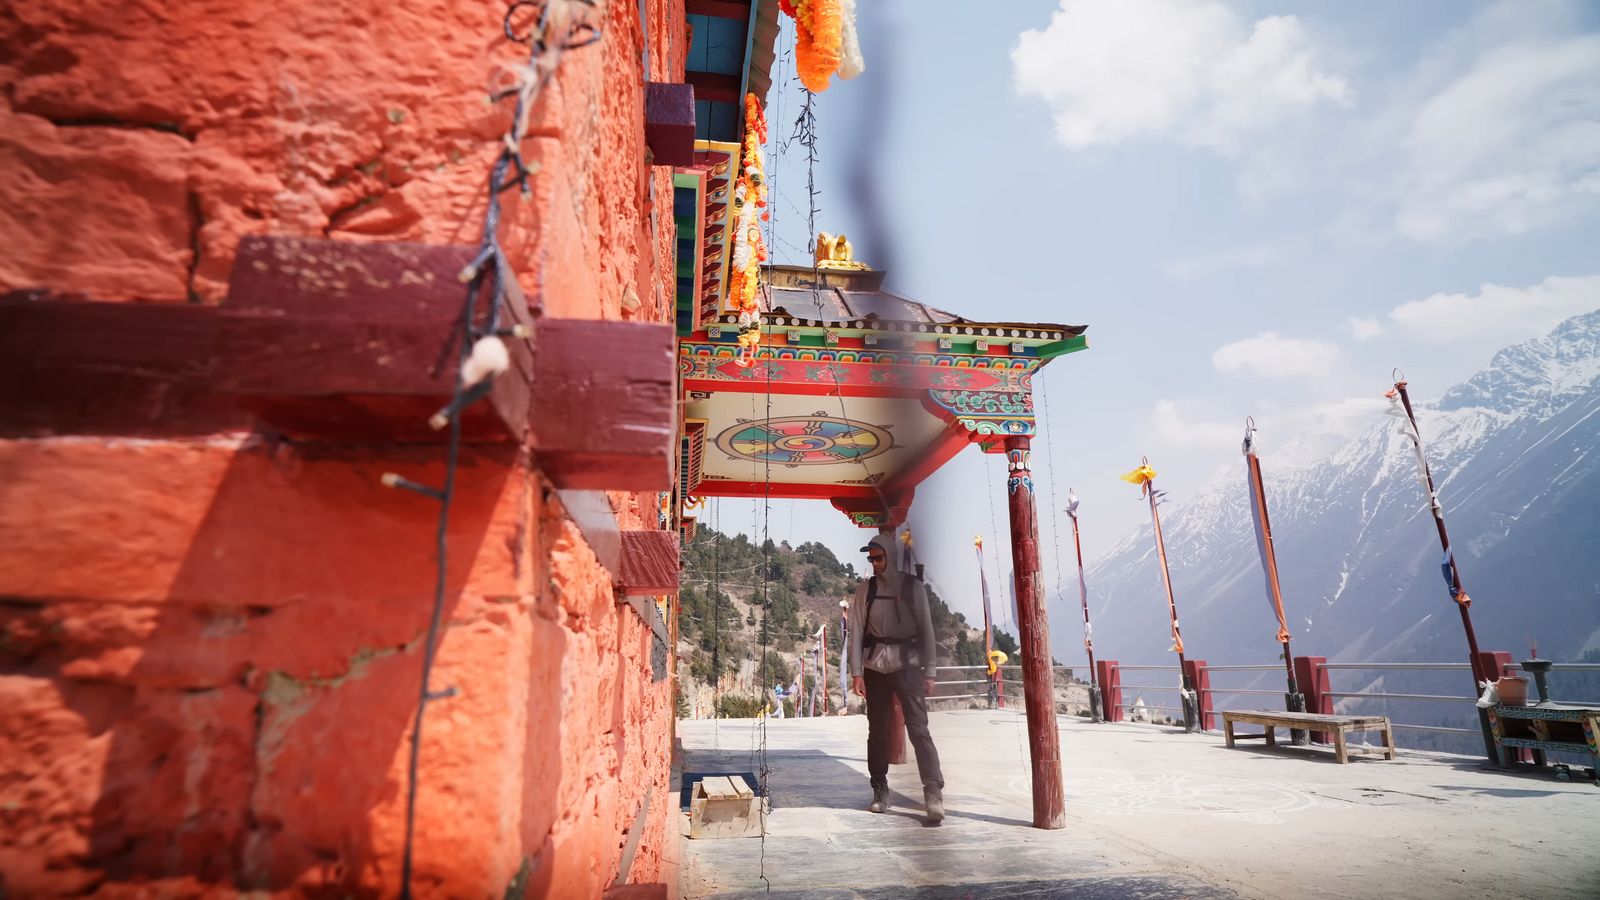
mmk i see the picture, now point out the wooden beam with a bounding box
[529,318,674,491]
[217,235,536,443]
[1,237,676,492]
[684,70,741,105]
[1036,334,1089,359]
[618,530,680,595]
[685,0,750,19]
[0,296,246,436]
[645,82,697,166]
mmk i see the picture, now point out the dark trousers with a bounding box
[864,667,944,791]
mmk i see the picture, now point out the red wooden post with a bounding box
[1003,436,1066,829]
[1293,655,1331,743]
[1475,650,1522,764]
[1184,659,1214,731]
[1097,659,1122,722]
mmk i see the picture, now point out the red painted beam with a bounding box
[0,296,246,436]
[645,82,697,166]
[684,71,740,105]
[681,378,921,400]
[618,530,680,595]
[1,237,675,492]
[685,0,750,19]
[531,318,675,491]
[881,424,972,495]
[691,481,877,500]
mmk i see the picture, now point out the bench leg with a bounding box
[1265,726,1276,747]
[1225,719,1235,748]
[1334,730,1349,764]
[1382,725,1396,760]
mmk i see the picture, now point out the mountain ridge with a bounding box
[1064,309,1600,680]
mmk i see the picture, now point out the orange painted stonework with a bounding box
[0,1,687,896]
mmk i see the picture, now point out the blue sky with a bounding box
[709,0,1600,635]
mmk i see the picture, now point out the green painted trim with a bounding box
[1036,335,1089,359]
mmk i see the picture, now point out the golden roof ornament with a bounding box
[814,232,869,271]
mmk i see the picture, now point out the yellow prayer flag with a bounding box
[1121,464,1158,485]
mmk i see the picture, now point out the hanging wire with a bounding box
[380,5,601,896]
[749,27,793,888]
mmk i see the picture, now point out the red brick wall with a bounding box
[0,0,686,895]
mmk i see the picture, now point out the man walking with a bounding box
[849,534,945,824]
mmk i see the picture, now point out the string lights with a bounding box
[378,3,602,896]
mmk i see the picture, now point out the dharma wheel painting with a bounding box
[716,415,893,467]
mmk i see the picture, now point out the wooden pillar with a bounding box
[1293,655,1331,743]
[1096,659,1122,722]
[1003,436,1066,829]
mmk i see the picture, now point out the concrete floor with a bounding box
[676,710,1599,899]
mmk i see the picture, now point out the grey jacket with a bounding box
[847,534,939,681]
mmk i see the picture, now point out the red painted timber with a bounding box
[1003,435,1066,829]
[530,319,675,492]
[0,296,246,436]
[1097,659,1122,722]
[618,531,680,595]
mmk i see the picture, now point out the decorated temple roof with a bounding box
[674,241,1089,530]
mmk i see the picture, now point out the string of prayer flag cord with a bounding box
[378,4,601,897]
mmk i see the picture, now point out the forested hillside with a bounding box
[676,525,1019,717]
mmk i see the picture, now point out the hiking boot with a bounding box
[923,787,945,825]
[868,783,890,813]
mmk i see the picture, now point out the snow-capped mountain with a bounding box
[1062,310,1600,682]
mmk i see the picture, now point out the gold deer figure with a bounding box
[814,232,868,270]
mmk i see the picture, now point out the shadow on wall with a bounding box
[2,436,518,895]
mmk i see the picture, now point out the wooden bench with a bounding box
[1223,710,1396,764]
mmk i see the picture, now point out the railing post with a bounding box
[1183,659,1213,731]
[1293,655,1331,743]
[1098,659,1122,722]
[1475,650,1520,764]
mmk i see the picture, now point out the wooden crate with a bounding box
[688,776,765,840]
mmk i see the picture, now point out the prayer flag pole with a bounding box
[1064,490,1103,723]
[837,599,850,712]
[1386,372,1497,761]
[1241,420,1308,743]
[975,535,1001,709]
[1122,458,1199,732]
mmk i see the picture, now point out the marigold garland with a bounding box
[728,93,769,367]
[837,0,864,80]
[793,0,841,93]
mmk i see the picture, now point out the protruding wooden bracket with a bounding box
[617,530,680,595]
[0,236,675,492]
[644,82,696,166]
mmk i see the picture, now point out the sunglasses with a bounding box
[867,554,886,562]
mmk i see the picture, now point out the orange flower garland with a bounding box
[728,93,769,367]
[793,0,842,93]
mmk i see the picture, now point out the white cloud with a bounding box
[1153,399,1238,449]
[1212,332,1341,378]
[1396,31,1600,242]
[1343,316,1384,340]
[1388,274,1600,344]
[1011,0,1352,154]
